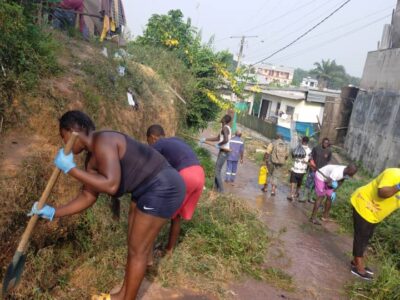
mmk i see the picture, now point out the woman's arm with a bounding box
[55,188,98,218]
[68,135,121,195]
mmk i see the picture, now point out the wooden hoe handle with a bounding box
[16,132,79,253]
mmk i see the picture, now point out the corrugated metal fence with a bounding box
[237,114,276,139]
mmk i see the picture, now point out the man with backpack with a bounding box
[265,134,289,196]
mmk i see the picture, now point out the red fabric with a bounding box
[59,0,85,33]
[173,165,205,220]
[60,0,84,11]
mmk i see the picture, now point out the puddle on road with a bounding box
[224,159,353,300]
[202,140,354,299]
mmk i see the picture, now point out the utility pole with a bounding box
[229,35,258,131]
[230,35,258,71]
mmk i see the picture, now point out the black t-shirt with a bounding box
[311,145,332,169]
[152,137,200,171]
[113,133,167,197]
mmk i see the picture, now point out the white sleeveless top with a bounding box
[219,125,232,150]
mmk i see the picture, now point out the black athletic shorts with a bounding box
[289,171,305,187]
[131,165,186,218]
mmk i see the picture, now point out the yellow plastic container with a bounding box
[258,165,268,185]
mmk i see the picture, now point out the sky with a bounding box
[124,0,395,77]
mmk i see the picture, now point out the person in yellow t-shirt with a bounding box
[350,168,400,280]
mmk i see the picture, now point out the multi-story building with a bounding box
[256,63,294,85]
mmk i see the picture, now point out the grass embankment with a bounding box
[331,171,400,300]
[9,144,285,299]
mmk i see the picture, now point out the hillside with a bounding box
[0,31,184,298]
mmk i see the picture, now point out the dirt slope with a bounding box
[0,32,181,298]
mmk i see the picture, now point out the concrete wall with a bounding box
[360,48,400,90]
[320,87,357,146]
[345,48,400,174]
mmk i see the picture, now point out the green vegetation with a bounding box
[7,146,280,299]
[331,176,400,299]
[155,193,272,295]
[134,9,251,129]
[292,60,360,89]
[0,1,59,123]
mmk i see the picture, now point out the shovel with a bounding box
[1,132,79,297]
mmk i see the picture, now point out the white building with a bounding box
[246,87,340,140]
[300,77,319,89]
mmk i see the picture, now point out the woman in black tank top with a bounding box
[28,110,185,299]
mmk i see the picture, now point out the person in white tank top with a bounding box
[200,114,232,192]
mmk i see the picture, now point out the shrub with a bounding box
[0,1,59,121]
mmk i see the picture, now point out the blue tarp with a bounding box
[277,126,291,141]
[277,122,316,141]
[295,121,315,136]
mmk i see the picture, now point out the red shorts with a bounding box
[172,165,205,220]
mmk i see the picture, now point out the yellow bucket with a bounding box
[258,165,268,185]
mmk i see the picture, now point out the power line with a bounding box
[250,0,352,66]
[245,0,338,59]
[247,5,393,61]
[241,0,319,34]
[242,0,271,27]
[269,14,390,63]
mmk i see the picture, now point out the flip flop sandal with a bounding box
[91,293,111,300]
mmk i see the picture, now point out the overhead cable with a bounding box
[250,0,352,66]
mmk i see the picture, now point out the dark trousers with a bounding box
[214,151,229,193]
[353,207,377,257]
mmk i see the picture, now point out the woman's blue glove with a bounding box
[331,180,338,189]
[54,148,76,173]
[199,137,206,144]
[331,192,337,202]
[27,202,55,221]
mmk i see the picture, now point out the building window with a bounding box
[286,105,295,117]
[275,102,281,116]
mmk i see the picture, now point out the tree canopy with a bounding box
[136,9,241,129]
[292,60,360,89]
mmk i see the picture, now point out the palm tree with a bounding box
[310,59,346,89]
